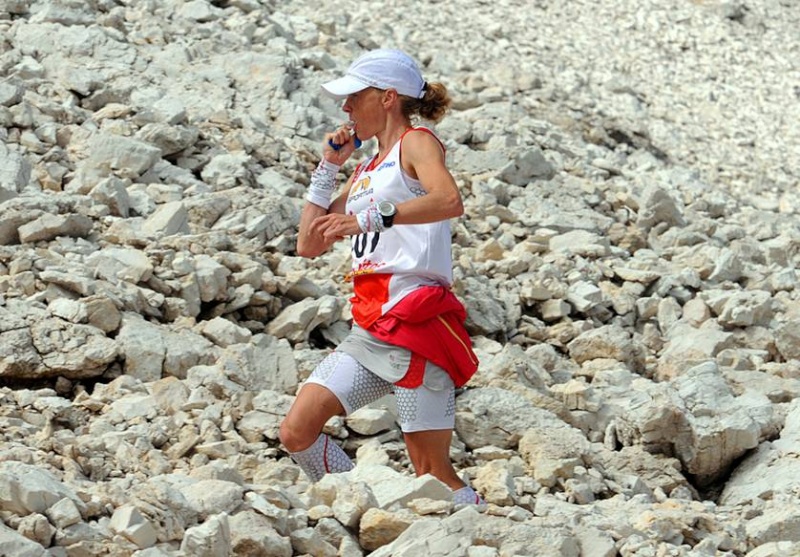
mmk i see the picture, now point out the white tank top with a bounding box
[344,127,453,323]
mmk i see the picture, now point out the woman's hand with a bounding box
[323,124,359,166]
[310,212,361,244]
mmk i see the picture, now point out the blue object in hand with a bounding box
[328,136,362,150]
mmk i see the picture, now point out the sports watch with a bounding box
[377,200,397,229]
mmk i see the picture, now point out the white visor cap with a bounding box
[321,49,426,100]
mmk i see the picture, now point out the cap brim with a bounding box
[320,75,370,99]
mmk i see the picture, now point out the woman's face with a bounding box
[343,87,386,139]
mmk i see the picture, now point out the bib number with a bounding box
[353,232,380,258]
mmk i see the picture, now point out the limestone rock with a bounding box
[180,513,232,557]
[266,295,342,343]
[0,461,84,516]
[18,213,93,243]
[0,522,47,557]
[636,185,686,231]
[518,425,590,488]
[359,508,414,552]
[108,505,158,549]
[455,387,571,449]
[567,324,645,373]
[0,143,32,203]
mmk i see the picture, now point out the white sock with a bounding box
[289,434,354,482]
[452,485,485,505]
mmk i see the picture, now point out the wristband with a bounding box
[306,159,341,209]
[356,204,385,234]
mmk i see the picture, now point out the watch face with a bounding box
[378,201,396,217]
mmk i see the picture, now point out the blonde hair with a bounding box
[400,82,451,123]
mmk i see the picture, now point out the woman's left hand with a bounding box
[311,213,361,244]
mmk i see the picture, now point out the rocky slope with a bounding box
[1,0,799,556]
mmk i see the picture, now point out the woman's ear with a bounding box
[382,88,399,108]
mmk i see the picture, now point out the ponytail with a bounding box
[400,82,451,123]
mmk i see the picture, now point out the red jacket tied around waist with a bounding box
[351,280,479,388]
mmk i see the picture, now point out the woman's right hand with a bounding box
[323,124,359,165]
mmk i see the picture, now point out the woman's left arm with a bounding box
[394,130,464,224]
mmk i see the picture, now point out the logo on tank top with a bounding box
[344,259,383,282]
[349,176,374,203]
[352,176,371,193]
[376,161,396,172]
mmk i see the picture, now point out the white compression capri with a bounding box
[305,351,456,433]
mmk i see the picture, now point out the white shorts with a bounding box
[305,351,456,433]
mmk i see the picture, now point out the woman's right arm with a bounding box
[296,182,351,258]
[296,126,360,258]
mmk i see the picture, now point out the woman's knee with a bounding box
[279,417,314,453]
[280,384,345,452]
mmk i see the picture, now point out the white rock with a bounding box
[200,316,252,347]
[368,507,482,557]
[0,461,83,516]
[45,497,83,529]
[180,513,232,557]
[16,513,54,548]
[201,152,251,190]
[0,143,32,203]
[717,290,773,328]
[566,281,605,312]
[228,510,292,557]
[473,459,518,506]
[108,505,158,549]
[0,522,47,557]
[290,527,337,557]
[18,213,93,243]
[180,479,245,519]
[47,298,88,323]
[358,508,415,552]
[540,298,571,322]
[87,247,153,284]
[656,322,734,380]
[266,295,343,343]
[519,425,590,488]
[348,466,453,509]
[746,503,800,547]
[90,176,131,217]
[329,481,378,529]
[550,230,610,257]
[567,324,644,373]
[85,133,162,178]
[193,254,231,303]
[142,201,189,236]
[456,387,572,449]
[116,313,166,382]
[774,319,800,360]
[346,407,397,436]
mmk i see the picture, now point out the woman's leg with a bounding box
[395,381,484,504]
[280,382,345,454]
[403,429,464,490]
[279,382,352,482]
[279,351,393,481]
